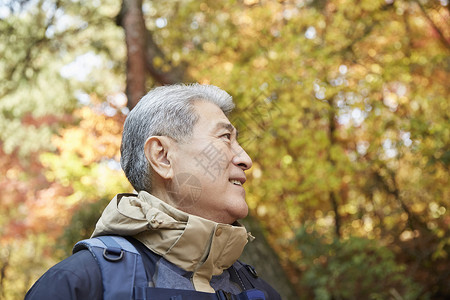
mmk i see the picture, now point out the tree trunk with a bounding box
[327,97,342,238]
[117,0,147,110]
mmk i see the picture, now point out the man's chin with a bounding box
[232,203,249,222]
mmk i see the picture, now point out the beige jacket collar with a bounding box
[92,191,252,292]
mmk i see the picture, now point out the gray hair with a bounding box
[120,83,235,192]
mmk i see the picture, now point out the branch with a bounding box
[0,0,62,99]
[144,31,187,85]
[330,1,395,56]
[373,168,428,233]
[415,0,450,50]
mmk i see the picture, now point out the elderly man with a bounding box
[26,84,281,299]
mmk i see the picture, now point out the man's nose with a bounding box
[231,143,253,171]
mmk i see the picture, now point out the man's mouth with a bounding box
[229,179,243,186]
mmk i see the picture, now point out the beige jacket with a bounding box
[92,191,253,292]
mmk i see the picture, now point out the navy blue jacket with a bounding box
[25,237,281,299]
[25,249,102,299]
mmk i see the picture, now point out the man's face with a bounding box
[168,100,253,224]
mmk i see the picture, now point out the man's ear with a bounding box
[144,136,175,180]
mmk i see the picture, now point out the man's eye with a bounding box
[221,133,231,140]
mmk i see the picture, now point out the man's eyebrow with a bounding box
[216,122,238,137]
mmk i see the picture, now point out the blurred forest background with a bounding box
[0,0,449,299]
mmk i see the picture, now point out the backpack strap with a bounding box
[73,235,147,299]
[125,237,161,284]
[231,261,281,300]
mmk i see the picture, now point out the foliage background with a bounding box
[0,0,449,299]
